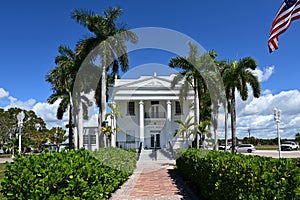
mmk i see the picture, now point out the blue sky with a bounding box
[0,0,300,139]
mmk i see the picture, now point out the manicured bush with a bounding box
[92,147,137,173]
[176,149,300,200]
[0,148,137,199]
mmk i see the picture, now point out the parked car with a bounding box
[218,144,231,151]
[236,144,256,153]
[281,141,299,151]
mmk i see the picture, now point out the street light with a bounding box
[54,127,58,145]
[17,111,25,154]
[273,108,281,158]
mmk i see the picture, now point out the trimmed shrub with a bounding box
[92,147,137,173]
[176,149,300,200]
[0,148,137,199]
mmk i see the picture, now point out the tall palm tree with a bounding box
[169,42,205,148]
[46,45,77,149]
[221,57,261,152]
[71,7,138,147]
[169,43,221,148]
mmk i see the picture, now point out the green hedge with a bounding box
[0,148,137,199]
[176,149,300,200]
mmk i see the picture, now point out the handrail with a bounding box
[169,141,175,159]
[137,142,143,160]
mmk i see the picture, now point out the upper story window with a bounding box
[151,101,159,105]
[128,101,135,115]
[175,101,182,115]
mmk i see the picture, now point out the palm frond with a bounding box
[71,8,95,28]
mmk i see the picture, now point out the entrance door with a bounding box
[150,131,160,148]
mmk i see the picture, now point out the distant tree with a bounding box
[46,127,67,145]
[0,108,48,153]
[295,133,300,143]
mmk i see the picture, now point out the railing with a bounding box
[137,142,143,160]
[169,141,175,159]
[116,141,140,150]
[144,112,166,118]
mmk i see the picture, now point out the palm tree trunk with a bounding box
[68,91,74,150]
[231,88,237,152]
[68,104,73,150]
[78,98,84,149]
[99,45,108,148]
[225,101,228,151]
[194,84,200,148]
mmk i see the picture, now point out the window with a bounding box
[175,101,182,115]
[151,101,159,105]
[83,135,96,145]
[128,102,135,115]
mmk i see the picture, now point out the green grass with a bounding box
[255,145,279,150]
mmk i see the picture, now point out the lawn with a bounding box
[255,145,279,150]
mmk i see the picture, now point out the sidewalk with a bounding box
[110,160,199,200]
[0,157,13,164]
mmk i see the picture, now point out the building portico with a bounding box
[111,74,193,149]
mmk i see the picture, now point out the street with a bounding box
[249,150,300,158]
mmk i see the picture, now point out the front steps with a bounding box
[139,148,174,161]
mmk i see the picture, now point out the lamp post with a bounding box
[17,111,25,154]
[248,129,251,143]
[273,108,281,158]
[54,127,58,145]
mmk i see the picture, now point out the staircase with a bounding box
[139,148,174,161]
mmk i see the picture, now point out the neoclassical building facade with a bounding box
[111,73,193,149]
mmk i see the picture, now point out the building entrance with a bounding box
[150,131,160,148]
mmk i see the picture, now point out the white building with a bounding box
[111,73,194,149]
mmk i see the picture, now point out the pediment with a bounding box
[115,75,176,88]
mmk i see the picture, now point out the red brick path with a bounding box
[110,160,198,200]
[130,168,178,197]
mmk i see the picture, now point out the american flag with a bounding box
[268,0,300,53]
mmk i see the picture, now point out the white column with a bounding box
[78,100,83,149]
[111,101,116,147]
[139,100,144,147]
[167,100,172,147]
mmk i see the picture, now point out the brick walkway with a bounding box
[110,160,199,200]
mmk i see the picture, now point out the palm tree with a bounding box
[169,42,205,148]
[221,58,261,152]
[175,116,195,147]
[46,45,77,149]
[169,43,222,148]
[197,120,211,148]
[71,7,138,147]
[105,102,122,147]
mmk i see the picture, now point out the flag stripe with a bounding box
[268,0,300,53]
[271,4,300,35]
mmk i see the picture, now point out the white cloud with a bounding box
[233,89,300,139]
[252,66,274,82]
[5,96,36,110]
[32,101,68,129]
[0,91,99,130]
[0,88,9,99]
